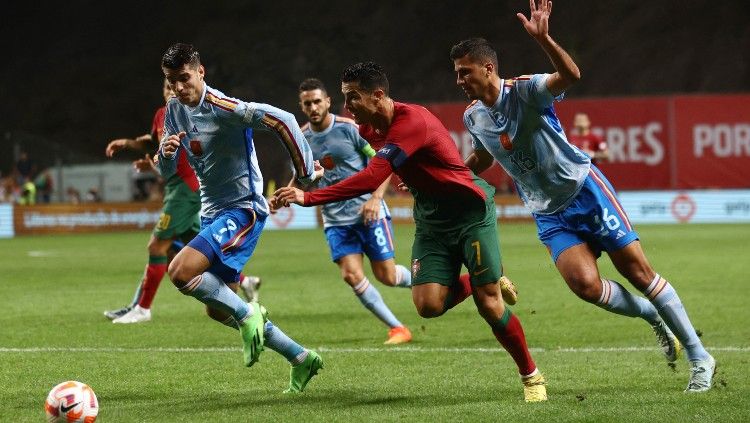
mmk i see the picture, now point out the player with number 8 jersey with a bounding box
[296,78,413,345]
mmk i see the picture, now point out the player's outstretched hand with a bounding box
[273,186,305,206]
[132,153,156,173]
[517,0,551,40]
[161,132,185,159]
[105,139,128,158]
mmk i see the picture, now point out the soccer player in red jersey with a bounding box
[275,62,547,402]
[567,113,609,165]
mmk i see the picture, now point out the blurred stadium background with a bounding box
[1,1,748,232]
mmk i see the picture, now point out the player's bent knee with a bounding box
[472,293,505,321]
[414,299,445,318]
[568,278,601,303]
[167,262,194,288]
[342,271,365,285]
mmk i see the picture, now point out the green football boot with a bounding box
[284,350,323,393]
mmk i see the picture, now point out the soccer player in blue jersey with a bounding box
[451,0,715,392]
[297,78,412,344]
[156,43,323,393]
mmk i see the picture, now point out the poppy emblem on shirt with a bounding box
[320,155,335,170]
[189,140,203,156]
[499,133,513,151]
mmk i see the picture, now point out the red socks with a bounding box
[443,273,473,311]
[136,256,168,309]
[492,308,536,376]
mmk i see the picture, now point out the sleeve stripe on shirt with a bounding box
[334,116,357,126]
[205,93,239,112]
[262,114,306,176]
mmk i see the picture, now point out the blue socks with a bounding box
[643,274,710,361]
[353,277,402,328]
[214,310,308,365]
[179,272,250,323]
[596,279,660,323]
[264,320,308,365]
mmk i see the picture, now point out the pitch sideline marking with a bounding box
[0,346,747,353]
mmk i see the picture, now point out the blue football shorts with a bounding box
[187,208,266,283]
[324,217,396,262]
[533,165,639,263]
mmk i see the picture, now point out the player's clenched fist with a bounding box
[161,131,185,159]
[273,186,305,207]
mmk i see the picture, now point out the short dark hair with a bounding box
[341,62,389,95]
[450,38,498,68]
[298,78,327,95]
[162,43,201,69]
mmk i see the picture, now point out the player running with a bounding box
[156,43,322,393]
[296,78,412,345]
[103,79,261,324]
[275,62,547,402]
[451,0,714,392]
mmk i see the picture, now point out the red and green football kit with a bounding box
[305,102,502,286]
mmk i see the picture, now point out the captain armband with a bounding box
[375,143,408,169]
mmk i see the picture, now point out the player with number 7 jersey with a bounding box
[275,62,545,402]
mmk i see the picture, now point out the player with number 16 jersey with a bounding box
[451,0,714,394]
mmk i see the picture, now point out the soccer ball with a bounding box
[44,381,98,423]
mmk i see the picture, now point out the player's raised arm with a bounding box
[517,0,580,96]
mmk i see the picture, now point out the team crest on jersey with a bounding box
[499,133,513,150]
[320,154,335,170]
[189,140,203,156]
[411,259,420,277]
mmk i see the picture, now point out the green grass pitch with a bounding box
[1,223,748,422]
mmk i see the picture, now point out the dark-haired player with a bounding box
[297,78,412,345]
[157,43,323,393]
[275,62,547,402]
[103,79,261,323]
[451,0,714,392]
